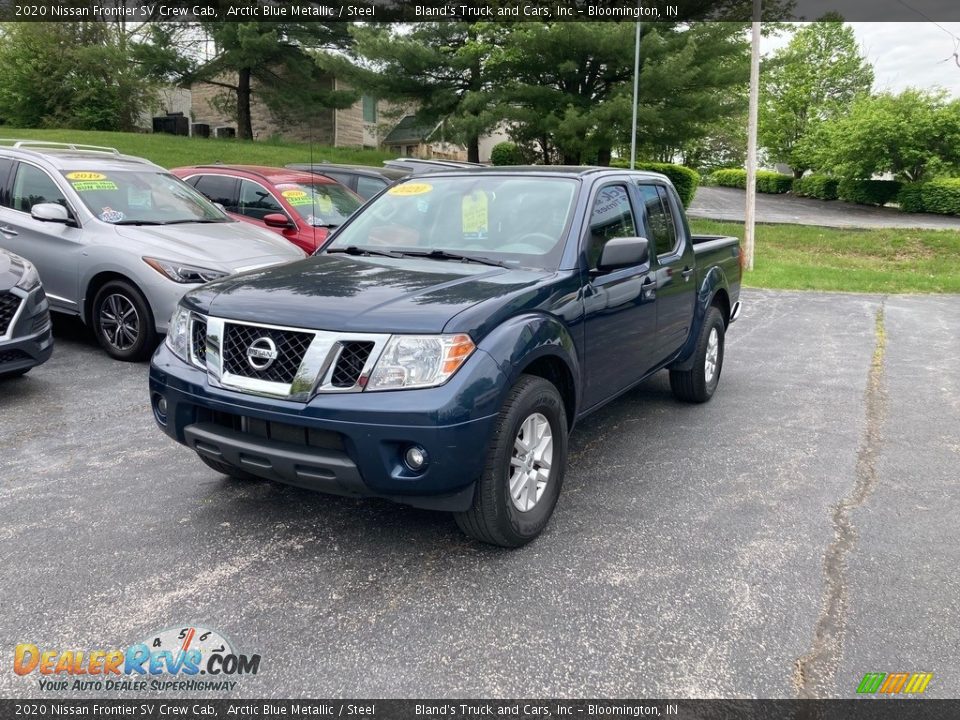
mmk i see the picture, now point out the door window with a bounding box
[586,184,637,269]
[192,175,237,210]
[356,176,387,198]
[637,184,679,256]
[11,164,67,213]
[0,157,13,207]
[238,180,285,221]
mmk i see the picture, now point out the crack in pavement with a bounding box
[794,301,888,697]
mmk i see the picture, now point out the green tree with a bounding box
[759,16,873,176]
[0,22,158,130]
[180,22,356,141]
[336,23,506,163]
[816,89,960,182]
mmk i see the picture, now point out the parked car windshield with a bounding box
[61,170,228,225]
[325,175,578,269]
[274,182,361,227]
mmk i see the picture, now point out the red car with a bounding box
[171,165,363,254]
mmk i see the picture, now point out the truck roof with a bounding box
[0,140,158,172]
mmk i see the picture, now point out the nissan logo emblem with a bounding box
[246,337,278,371]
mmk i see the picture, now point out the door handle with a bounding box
[0,225,18,237]
[681,266,694,281]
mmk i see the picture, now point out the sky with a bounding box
[762,23,960,97]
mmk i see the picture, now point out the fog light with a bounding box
[153,394,168,425]
[404,445,428,472]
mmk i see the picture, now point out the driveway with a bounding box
[1,289,958,698]
[689,185,960,231]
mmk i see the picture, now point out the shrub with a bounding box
[792,175,839,201]
[711,168,747,189]
[920,178,960,215]
[634,162,699,207]
[837,178,902,206]
[755,171,794,194]
[896,183,926,213]
[489,141,525,166]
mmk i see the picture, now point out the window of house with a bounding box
[362,95,378,124]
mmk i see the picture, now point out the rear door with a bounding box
[190,174,239,214]
[636,182,696,362]
[0,161,85,314]
[580,181,659,409]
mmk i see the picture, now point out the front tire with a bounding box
[670,305,725,403]
[455,375,568,548]
[92,280,156,361]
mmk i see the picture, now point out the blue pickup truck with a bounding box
[150,168,741,547]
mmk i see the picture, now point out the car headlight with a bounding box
[165,305,191,362]
[14,260,40,292]
[143,257,229,284]
[366,334,475,391]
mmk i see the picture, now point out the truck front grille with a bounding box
[191,316,207,366]
[0,292,21,336]
[331,341,374,388]
[201,408,345,451]
[222,322,313,384]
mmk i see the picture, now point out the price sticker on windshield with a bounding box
[462,191,489,239]
[388,182,433,196]
[72,180,118,192]
[66,171,107,181]
[282,189,312,206]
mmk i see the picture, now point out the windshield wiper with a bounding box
[399,249,509,268]
[326,245,404,259]
[161,219,227,225]
[111,220,164,226]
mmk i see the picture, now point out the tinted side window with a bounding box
[656,186,679,255]
[586,184,637,269]
[193,175,237,210]
[11,164,67,213]
[637,184,677,256]
[0,157,13,207]
[238,180,284,221]
[356,176,387,199]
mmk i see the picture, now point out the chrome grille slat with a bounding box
[331,342,375,388]
[222,323,313,384]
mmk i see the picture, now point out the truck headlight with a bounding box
[165,305,191,362]
[14,260,40,292]
[143,257,229,284]
[366,334,475,391]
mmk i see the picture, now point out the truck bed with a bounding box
[691,234,741,304]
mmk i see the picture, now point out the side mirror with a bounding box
[597,237,649,271]
[31,203,71,224]
[263,213,294,229]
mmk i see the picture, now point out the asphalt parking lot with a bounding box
[1,288,958,699]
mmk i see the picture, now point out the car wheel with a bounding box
[198,455,263,482]
[92,280,155,361]
[455,374,568,548]
[669,305,725,403]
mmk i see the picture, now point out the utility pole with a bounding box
[630,20,641,169]
[744,0,762,271]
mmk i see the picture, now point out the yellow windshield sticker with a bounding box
[66,171,107,181]
[282,189,307,199]
[388,182,432,196]
[72,180,118,192]
[462,191,489,239]
[282,189,313,206]
[317,195,333,214]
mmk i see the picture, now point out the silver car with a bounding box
[0,140,304,361]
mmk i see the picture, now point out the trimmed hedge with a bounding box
[634,161,699,207]
[920,178,960,216]
[896,183,926,213]
[490,141,525,166]
[837,178,902,206]
[712,168,793,194]
[792,175,839,201]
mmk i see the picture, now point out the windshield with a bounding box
[275,182,361,227]
[325,176,577,269]
[62,170,228,225]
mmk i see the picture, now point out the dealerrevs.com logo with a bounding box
[13,626,261,692]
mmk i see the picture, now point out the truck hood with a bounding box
[113,221,303,270]
[197,254,553,334]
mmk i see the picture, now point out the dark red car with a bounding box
[171,165,363,254]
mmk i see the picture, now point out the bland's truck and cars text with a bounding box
[150,167,741,546]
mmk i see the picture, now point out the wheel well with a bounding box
[520,355,576,427]
[711,288,731,327]
[84,272,137,325]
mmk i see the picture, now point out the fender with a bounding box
[670,265,729,372]
[475,311,582,419]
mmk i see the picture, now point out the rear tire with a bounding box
[670,306,725,403]
[199,455,262,482]
[455,375,568,548]
[92,280,156,362]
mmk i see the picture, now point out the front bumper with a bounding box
[0,286,53,375]
[149,343,507,511]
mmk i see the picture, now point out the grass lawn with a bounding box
[690,219,960,294]
[0,127,393,170]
